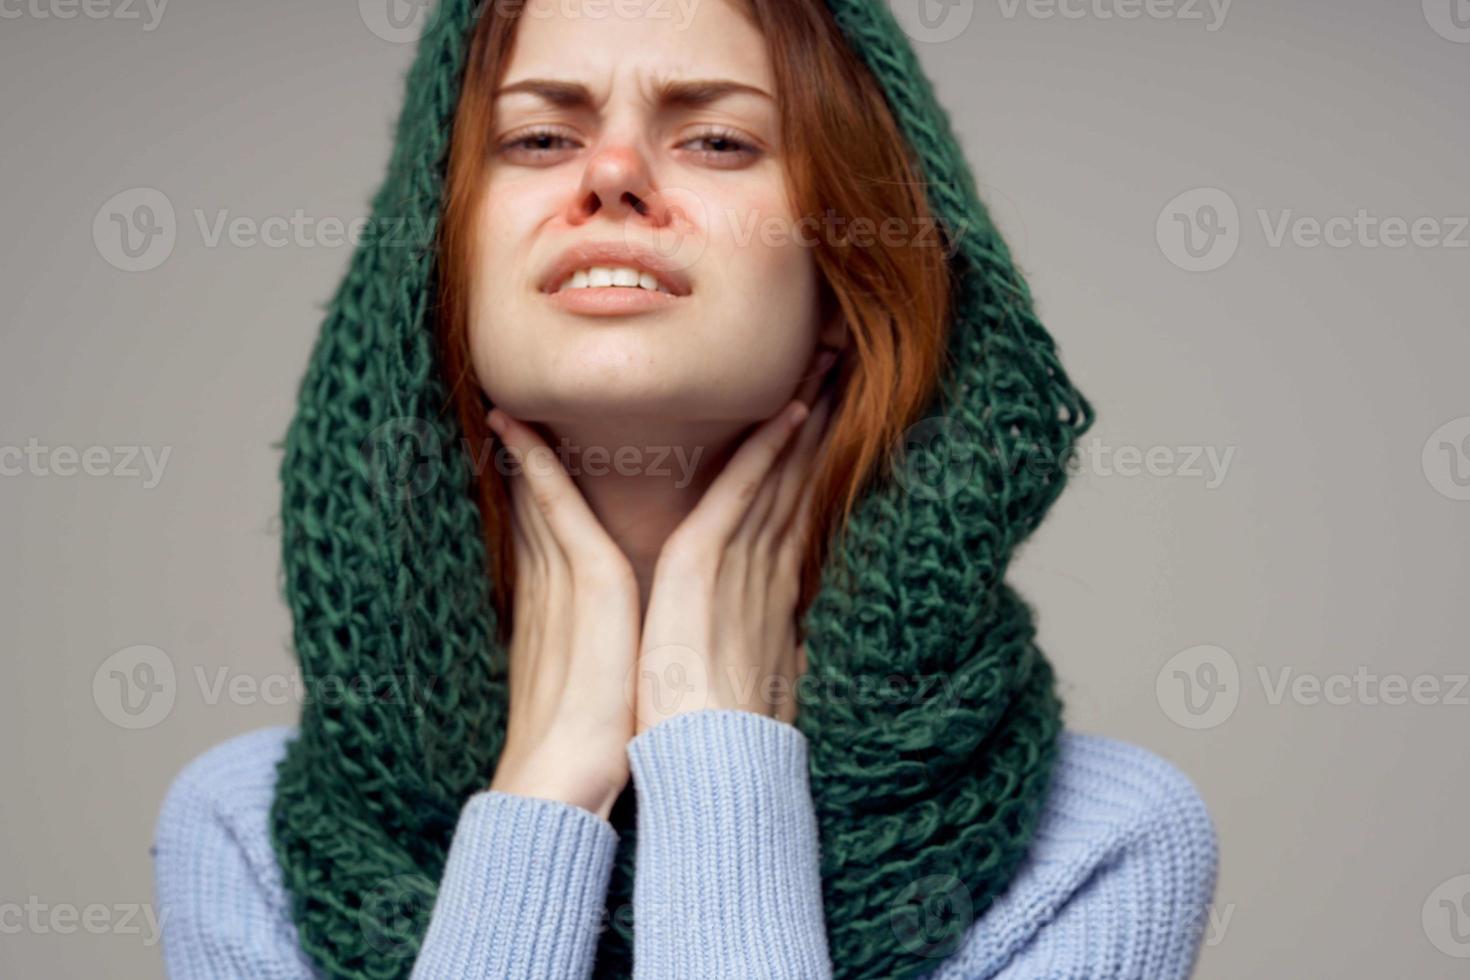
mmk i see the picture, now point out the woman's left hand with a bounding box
[635,357,837,734]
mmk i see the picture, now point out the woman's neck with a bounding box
[534,417,746,614]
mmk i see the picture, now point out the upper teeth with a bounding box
[557,266,672,293]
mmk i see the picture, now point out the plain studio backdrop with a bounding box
[2,1,1466,977]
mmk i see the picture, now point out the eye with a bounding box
[497,126,581,162]
[495,125,763,167]
[679,127,761,167]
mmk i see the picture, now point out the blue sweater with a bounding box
[151,708,1218,979]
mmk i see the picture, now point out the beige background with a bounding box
[3,0,1468,976]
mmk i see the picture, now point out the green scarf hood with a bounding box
[269,1,1094,977]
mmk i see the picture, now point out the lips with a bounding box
[537,240,693,297]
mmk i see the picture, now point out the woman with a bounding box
[152,0,1219,977]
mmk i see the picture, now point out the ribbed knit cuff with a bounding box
[411,789,619,980]
[627,708,832,978]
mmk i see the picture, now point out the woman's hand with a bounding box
[484,408,642,822]
[635,356,837,734]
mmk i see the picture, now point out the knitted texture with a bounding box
[267,1,1095,979]
[159,725,1219,979]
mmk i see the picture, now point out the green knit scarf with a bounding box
[268,0,1094,977]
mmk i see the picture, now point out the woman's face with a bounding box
[468,0,825,429]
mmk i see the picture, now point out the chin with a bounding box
[473,307,808,426]
[482,364,689,426]
[486,370,786,432]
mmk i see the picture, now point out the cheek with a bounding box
[718,190,820,331]
[716,183,817,294]
[472,186,536,307]
[703,192,822,410]
[465,181,554,402]
[467,206,508,369]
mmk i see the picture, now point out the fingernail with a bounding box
[789,401,810,427]
[486,409,505,435]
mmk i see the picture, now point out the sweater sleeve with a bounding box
[918,732,1221,980]
[152,726,620,980]
[625,708,834,979]
[409,789,619,979]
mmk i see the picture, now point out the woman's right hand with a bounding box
[484,407,641,822]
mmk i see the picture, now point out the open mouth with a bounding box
[537,241,695,300]
[537,242,694,316]
[542,270,688,316]
[552,265,678,295]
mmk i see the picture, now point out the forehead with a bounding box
[501,0,774,99]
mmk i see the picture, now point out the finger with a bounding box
[763,386,837,546]
[675,398,809,550]
[734,430,795,548]
[737,351,839,544]
[734,456,784,549]
[488,408,608,559]
[496,419,555,573]
[506,464,553,574]
[795,348,838,408]
[786,442,827,558]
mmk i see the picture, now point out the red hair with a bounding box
[434,0,952,642]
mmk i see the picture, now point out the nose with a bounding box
[563,139,675,229]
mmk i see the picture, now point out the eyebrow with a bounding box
[493,77,774,109]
